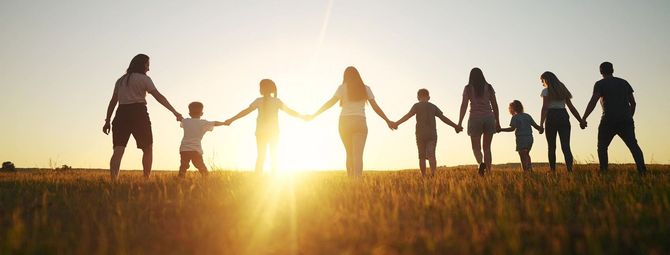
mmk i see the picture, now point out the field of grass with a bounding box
[1,164,669,255]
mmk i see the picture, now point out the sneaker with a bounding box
[478,163,486,176]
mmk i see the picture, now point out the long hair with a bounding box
[343,66,367,103]
[259,79,277,98]
[468,68,489,98]
[541,71,572,101]
[124,54,149,85]
[510,100,524,114]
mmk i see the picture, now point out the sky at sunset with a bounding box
[1,0,669,171]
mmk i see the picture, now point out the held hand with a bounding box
[580,120,588,129]
[386,120,397,130]
[539,126,545,134]
[495,123,502,133]
[175,112,184,121]
[223,119,233,126]
[454,125,463,133]
[302,114,314,121]
[103,121,111,135]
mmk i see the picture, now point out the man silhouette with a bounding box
[582,62,646,174]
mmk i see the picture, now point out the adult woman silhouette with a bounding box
[457,68,501,175]
[102,54,183,180]
[310,66,395,177]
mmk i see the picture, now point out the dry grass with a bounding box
[1,164,669,255]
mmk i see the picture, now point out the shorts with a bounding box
[467,115,496,137]
[416,136,437,159]
[516,136,533,151]
[112,103,152,149]
[179,151,208,175]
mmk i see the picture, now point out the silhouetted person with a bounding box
[457,68,501,176]
[539,71,585,172]
[499,100,544,172]
[224,79,307,173]
[178,102,226,177]
[393,89,462,177]
[102,54,183,180]
[309,66,395,177]
[582,62,646,174]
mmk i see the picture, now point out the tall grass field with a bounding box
[1,165,669,254]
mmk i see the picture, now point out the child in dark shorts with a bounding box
[178,102,226,177]
[499,100,544,172]
[393,89,462,176]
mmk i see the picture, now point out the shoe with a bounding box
[478,163,486,176]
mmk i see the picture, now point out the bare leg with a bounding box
[419,159,427,176]
[470,135,483,164]
[482,133,494,172]
[255,137,267,174]
[191,154,209,177]
[110,146,125,181]
[351,130,367,177]
[339,124,353,176]
[178,152,190,177]
[141,145,153,178]
[428,156,437,176]
[518,151,526,172]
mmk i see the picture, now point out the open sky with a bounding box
[1,0,669,171]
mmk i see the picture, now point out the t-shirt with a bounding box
[541,88,566,109]
[113,73,157,105]
[333,84,375,117]
[510,113,537,138]
[180,118,216,154]
[593,77,634,122]
[249,97,287,135]
[463,84,495,118]
[409,101,444,139]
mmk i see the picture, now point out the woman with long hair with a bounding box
[457,68,501,176]
[102,54,183,180]
[310,66,395,177]
[539,71,584,172]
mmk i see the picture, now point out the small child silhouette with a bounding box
[393,89,462,176]
[178,102,226,177]
[224,79,308,173]
[498,100,543,172]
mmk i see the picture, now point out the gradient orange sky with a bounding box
[1,1,669,171]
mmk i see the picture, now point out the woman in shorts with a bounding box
[102,54,183,180]
[457,68,501,176]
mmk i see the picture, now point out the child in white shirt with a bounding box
[179,102,225,177]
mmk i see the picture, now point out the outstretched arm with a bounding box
[103,92,119,134]
[458,95,468,128]
[311,96,339,119]
[499,126,515,132]
[369,99,395,130]
[438,115,459,128]
[395,109,415,127]
[566,99,583,123]
[149,90,183,121]
[531,119,544,134]
[225,106,255,125]
[583,93,600,122]
[439,115,462,133]
[490,93,501,130]
[280,104,303,119]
